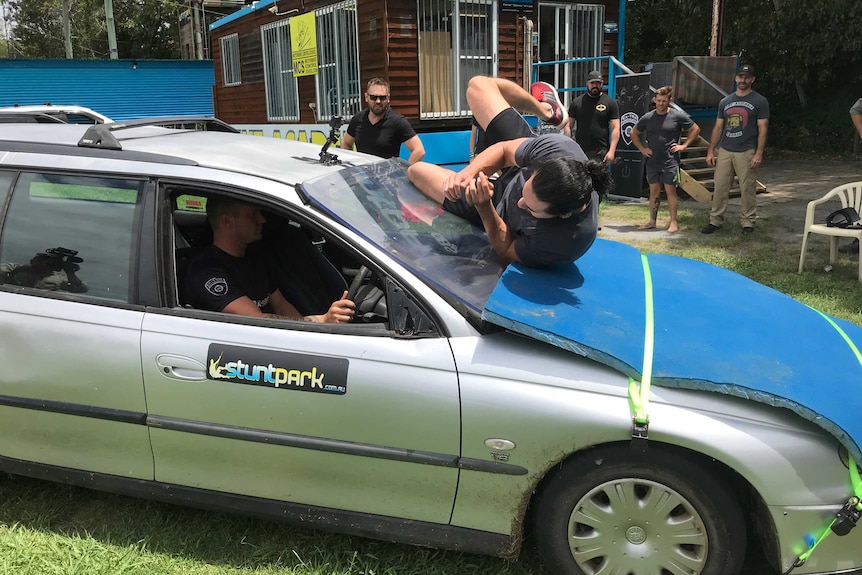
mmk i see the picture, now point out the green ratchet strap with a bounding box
[783,310,862,574]
[628,253,655,451]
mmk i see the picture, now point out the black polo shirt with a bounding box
[346,108,417,159]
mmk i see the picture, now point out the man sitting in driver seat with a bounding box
[184,198,355,323]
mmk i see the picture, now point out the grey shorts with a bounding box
[646,166,680,185]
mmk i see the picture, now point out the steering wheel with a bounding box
[346,265,370,301]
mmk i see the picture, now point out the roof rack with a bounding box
[77,116,239,150]
[0,112,67,124]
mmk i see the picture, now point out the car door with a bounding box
[140,189,461,524]
[0,169,152,479]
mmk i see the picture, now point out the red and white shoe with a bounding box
[530,81,569,128]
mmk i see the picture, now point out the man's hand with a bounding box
[443,168,476,202]
[669,142,686,154]
[706,149,717,166]
[321,290,355,324]
[750,152,763,169]
[638,148,653,158]
[464,172,494,206]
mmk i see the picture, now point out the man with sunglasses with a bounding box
[342,78,425,163]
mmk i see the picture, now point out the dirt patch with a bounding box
[600,153,861,246]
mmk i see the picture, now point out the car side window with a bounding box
[169,189,438,336]
[0,172,144,303]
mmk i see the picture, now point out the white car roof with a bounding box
[0,104,113,123]
[0,123,380,186]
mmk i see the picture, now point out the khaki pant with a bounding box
[709,148,758,228]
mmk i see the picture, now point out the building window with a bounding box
[261,20,300,122]
[418,0,498,119]
[220,34,242,86]
[315,1,361,121]
[536,3,604,107]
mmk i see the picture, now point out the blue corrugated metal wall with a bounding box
[0,59,214,120]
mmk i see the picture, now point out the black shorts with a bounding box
[483,107,534,148]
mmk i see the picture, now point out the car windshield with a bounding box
[302,159,506,312]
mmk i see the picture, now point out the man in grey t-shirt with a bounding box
[703,64,769,234]
[631,86,700,233]
[408,76,613,267]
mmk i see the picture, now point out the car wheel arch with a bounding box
[518,441,780,573]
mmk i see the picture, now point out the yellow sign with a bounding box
[290,12,318,77]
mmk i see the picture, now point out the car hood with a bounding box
[483,238,862,462]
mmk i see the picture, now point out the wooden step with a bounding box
[684,167,713,176]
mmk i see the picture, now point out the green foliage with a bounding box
[8,0,180,59]
[626,0,862,154]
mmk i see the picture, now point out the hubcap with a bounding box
[567,478,709,575]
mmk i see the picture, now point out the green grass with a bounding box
[0,476,545,575]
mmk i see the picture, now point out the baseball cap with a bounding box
[737,64,755,76]
[586,70,603,83]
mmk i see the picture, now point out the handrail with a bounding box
[531,55,636,101]
[675,57,729,99]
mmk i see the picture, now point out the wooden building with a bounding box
[209,0,625,132]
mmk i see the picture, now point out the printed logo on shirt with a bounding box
[596,104,608,112]
[205,277,228,296]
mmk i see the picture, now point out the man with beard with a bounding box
[703,64,770,234]
[565,70,621,163]
[341,78,425,163]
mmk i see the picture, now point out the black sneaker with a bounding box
[839,238,860,254]
[742,226,754,234]
[701,224,719,234]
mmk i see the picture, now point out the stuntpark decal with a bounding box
[206,344,349,395]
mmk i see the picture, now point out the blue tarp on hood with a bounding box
[482,239,862,462]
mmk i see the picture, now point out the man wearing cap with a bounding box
[702,64,770,234]
[566,70,621,163]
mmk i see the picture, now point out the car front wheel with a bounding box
[533,446,746,575]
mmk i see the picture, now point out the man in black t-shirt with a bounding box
[342,78,425,163]
[565,71,621,163]
[184,199,354,323]
[408,76,613,268]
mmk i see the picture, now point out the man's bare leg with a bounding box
[638,182,662,230]
[467,76,553,130]
[665,183,680,232]
[407,162,456,204]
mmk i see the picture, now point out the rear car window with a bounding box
[0,173,144,303]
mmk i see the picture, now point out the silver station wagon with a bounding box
[0,121,860,575]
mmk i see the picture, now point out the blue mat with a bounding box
[483,239,862,461]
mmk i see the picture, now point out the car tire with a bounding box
[533,445,746,575]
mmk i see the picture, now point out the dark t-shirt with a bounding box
[346,107,417,159]
[716,90,769,152]
[185,245,277,312]
[568,93,620,154]
[499,134,597,267]
[635,109,695,170]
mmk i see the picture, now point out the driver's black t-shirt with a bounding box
[184,245,277,313]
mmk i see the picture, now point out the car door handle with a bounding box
[155,354,207,381]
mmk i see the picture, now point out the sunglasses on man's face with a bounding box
[367,94,389,101]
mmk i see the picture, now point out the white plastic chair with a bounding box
[797,181,862,282]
